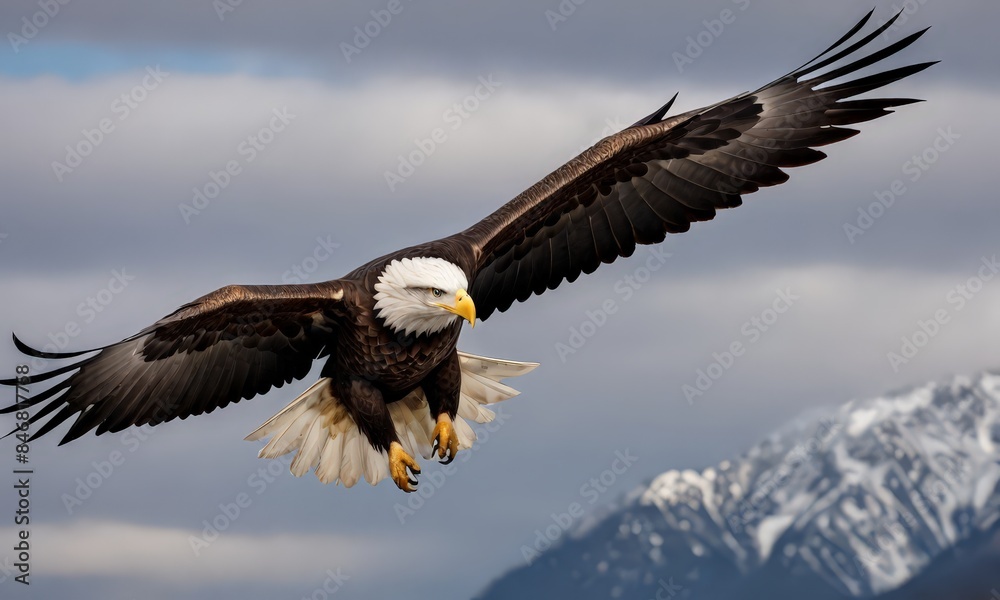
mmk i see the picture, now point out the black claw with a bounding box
[440,453,455,466]
[408,478,418,487]
[410,465,421,475]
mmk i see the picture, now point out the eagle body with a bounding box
[3,11,935,492]
[328,277,460,393]
[321,262,467,463]
[329,243,478,393]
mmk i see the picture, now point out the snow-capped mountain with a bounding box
[477,372,1000,600]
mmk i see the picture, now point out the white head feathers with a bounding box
[373,257,470,337]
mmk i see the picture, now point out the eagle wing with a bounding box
[1,282,347,444]
[451,11,935,321]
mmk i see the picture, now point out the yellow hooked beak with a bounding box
[436,289,476,328]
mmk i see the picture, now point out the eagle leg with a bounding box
[431,413,460,465]
[424,350,463,464]
[389,441,421,493]
[333,373,418,491]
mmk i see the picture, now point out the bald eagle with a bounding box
[2,12,933,492]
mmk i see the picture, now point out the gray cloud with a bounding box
[1,2,997,599]
[1,0,994,88]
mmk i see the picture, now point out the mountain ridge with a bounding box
[477,371,1000,600]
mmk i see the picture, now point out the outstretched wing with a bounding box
[1,282,347,444]
[451,11,935,320]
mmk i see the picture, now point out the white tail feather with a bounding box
[244,351,538,487]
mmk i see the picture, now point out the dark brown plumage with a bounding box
[4,283,349,443]
[456,12,933,320]
[2,10,933,491]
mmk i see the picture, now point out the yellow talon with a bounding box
[389,442,420,493]
[432,413,460,465]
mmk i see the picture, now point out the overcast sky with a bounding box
[0,1,997,599]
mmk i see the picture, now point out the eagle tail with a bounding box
[244,351,538,487]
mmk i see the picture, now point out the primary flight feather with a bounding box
[2,11,934,493]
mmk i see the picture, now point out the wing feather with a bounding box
[444,12,932,320]
[1,282,348,444]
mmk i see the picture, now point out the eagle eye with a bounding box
[431,288,444,298]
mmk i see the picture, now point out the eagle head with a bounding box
[373,257,475,337]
